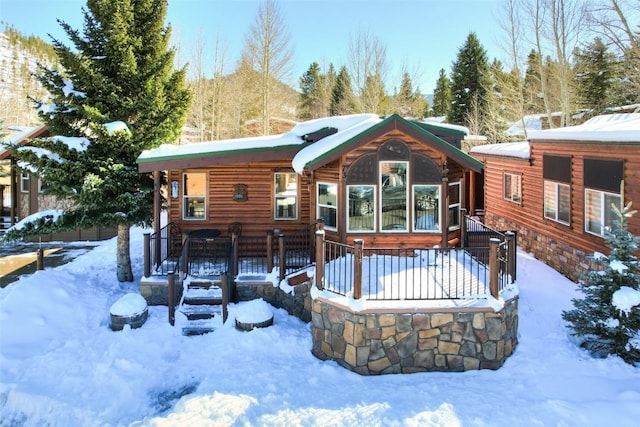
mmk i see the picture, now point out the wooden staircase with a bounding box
[179,279,228,336]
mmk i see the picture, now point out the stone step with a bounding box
[183,287,223,306]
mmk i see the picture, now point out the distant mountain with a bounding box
[0,27,58,127]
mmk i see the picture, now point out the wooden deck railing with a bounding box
[315,230,516,301]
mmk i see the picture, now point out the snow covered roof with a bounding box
[137,114,484,174]
[469,141,531,159]
[528,113,640,142]
[0,124,49,160]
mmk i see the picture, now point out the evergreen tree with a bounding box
[7,0,191,282]
[360,72,387,114]
[447,32,490,126]
[298,62,324,120]
[562,203,640,365]
[432,68,451,117]
[393,72,415,117]
[329,65,356,116]
[573,37,621,118]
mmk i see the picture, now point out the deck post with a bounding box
[489,238,500,299]
[232,232,239,278]
[143,233,151,278]
[278,233,286,283]
[353,239,364,300]
[315,229,325,290]
[221,273,229,323]
[505,231,517,283]
[266,230,274,273]
[153,171,161,267]
[460,208,467,247]
[167,272,175,326]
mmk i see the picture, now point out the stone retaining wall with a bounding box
[235,280,312,322]
[311,297,518,375]
[485,213,599,282]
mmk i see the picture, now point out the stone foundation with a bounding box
[140,277,183,306]
[485,213,600,282]
[311,297,518,375]
[236,280,312,322]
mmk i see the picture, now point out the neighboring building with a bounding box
[470,113,640,281]
[0,125,115,241]
[137,113,484,250]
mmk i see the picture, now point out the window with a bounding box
[274,172,297,220]
[543,155,571,225]
[347,185,375,232]
[317,182,337,230]
[414,185,439,232]
[585,189,622,236]
[20,171,29,193]
[182,172,206,220]
[503,172,521,203]
[380,161,408,231]
[544,181,570,224]
[584,158,624,237]
[448,181,461,230]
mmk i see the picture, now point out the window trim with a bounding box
[584,188,622,237]
[503,172,522,204]
[317,182,337,231]
[543,180,570,225]
[182,172,207,220]
[274,172,298,221]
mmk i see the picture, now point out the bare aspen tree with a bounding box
[188,33,209,142]
[209,34,229,140]
[242,0,294,135]
[347,27,389,113]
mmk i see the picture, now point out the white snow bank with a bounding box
[110,293,148,316]
[234,298,273,324]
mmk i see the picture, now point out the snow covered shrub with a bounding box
[562,202,640,365]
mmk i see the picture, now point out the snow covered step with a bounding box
[181,318,221,336]
[183,286,223,305]
[179,304,224,320]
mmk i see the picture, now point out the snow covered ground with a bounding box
[1,226,639,426]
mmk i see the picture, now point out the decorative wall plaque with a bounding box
[233,184,248,202]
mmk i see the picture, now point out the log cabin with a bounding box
[470,113,640,282]
[137,113,484,254]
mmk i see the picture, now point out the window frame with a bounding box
[20,171,30,193]
[503,172,522,204]
[412,184,440,233]
[379,160,408,233]
[448,181,462,231]
[584,188,622,237]
[182,172,207,220]
[346,184,376,233]
[274,172,298,221]
[317,182,337,231]
[543,180,571,225]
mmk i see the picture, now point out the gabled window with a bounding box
[317,182,337,230]
[503,172,521,204]
[413,185,439,232]
[274,172,298,220]
[543,155,571,225]
[584,158,623,237]
[380,161,408,231]
[182,172,206,220]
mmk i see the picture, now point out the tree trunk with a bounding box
[117,223,133,282]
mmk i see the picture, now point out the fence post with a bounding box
[505,231,517,283]
[266,230,274,273]
[168,272,175,326]
[315,229,325,290]
[278,233,286,283]
[36,249,44,270]
[154,229,161,268]
[460,208,467,247]
[353,239,364,300]
[489,238,500,299]
[143,233,151,278]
